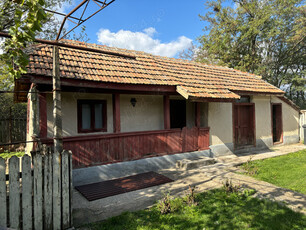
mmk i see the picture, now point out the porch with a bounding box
[23,80,213,168]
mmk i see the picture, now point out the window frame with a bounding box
[77,100,107,133]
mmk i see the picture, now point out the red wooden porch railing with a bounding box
[43,127,210,168]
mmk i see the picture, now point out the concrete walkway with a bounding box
[73,143,306,227]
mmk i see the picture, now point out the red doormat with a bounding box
[75,171,174,201]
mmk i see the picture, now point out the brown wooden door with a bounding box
[272,104,283,143]
[234,104,255,147]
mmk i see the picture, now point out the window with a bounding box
[77,100,107,133]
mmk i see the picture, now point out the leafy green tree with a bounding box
[0,94,27,119]
[0,0,89,90]
[0,0,48,79]
[198,0,306,108]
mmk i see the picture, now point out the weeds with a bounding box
[241,189,256,197]
[184,185,198,206]
[223,178,241,193]
[241,156,258,176]
[157,191,172,214]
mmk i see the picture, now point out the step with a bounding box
[176,157,217,170]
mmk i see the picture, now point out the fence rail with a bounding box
[43,127,210,168]
[0,118,27,145]
[0,148,72,229]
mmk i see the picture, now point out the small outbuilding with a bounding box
[15,40,300,169]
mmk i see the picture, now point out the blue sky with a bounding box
[58,0,210,57]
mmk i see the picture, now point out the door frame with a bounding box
[232,103,256,149]
[271,103,283,144]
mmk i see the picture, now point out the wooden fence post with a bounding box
[33,151,43,230]
[22,155,33,230]
[61,150,70,229]
[44,147,53,230]
[69,150,73,227]
[0,158,7,227]
[9,156,21,229]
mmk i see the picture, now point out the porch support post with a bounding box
[164,95,170,129]
[52,45,62,230]
[29,84,39,150]
[113,93,120,133]
[39,93,47,138]
[195,102,201,127]
[53,45,63,152]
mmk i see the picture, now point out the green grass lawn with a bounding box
[241,149,306,194]
[85,189,306,230]
[0,151,25,159]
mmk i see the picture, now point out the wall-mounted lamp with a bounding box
[130,98,137,107]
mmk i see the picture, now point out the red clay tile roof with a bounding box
[25,40,284,100]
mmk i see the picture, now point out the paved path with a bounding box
[73,144,306,226]
[183,143,306,215]
[162,143,306,215]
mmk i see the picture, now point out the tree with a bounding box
[198,0,306,108]
[0,0,89,90]
[0,0,48,79]
[178,43,198,61]
[0,0,73,39]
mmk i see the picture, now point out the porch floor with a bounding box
[73,143,306,227]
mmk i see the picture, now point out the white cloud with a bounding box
[96,27,192,57]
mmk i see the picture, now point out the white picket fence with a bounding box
[301,110,306,142]
[0,148,72,230]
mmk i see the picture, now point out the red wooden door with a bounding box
[234,104,255,147]
[272,104,283,143]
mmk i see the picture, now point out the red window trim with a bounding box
[77,100,107,133]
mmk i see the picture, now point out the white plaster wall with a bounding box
[252,96,272,140]
[207,96,299,149]
[46,93,113,137]
[44,92,299,148]
[208,102,233,145]
[45,93,200,136]
[120,95,163,132]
